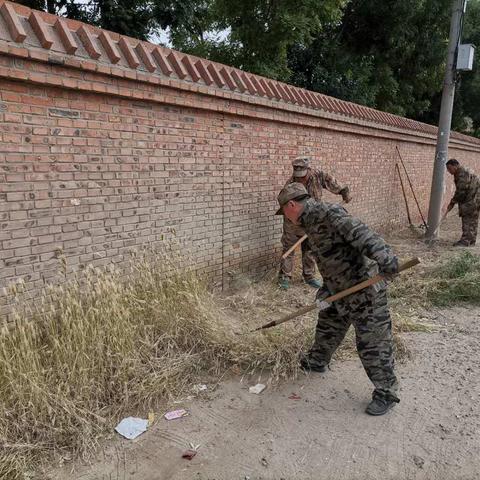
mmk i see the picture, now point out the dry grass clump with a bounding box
[222,272,413,362]
[0,248,311,477]
[0,452,27,480]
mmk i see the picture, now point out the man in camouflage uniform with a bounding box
[279,156,351,290]
[275,183,400,415]
[446,159,480,246]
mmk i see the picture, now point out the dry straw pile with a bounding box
[0,248,311,478]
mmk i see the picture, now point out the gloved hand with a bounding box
[315,286,331,310]
[341,187,352,204]
[381,272,397,282]
[380,256,399,282]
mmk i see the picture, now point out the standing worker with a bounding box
[275,183,400,416]
[445,159,480,246]
[279,156,352,290]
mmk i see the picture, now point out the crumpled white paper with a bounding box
[249,383,266,394]
[115,417,148,440]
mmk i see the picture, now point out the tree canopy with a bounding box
[453,0,480,137]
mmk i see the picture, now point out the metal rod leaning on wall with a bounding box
[395,146,427,229]
[395,163,413,226]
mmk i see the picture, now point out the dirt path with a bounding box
[51,218,480,480]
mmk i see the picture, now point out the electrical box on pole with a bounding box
[457,44,475,71]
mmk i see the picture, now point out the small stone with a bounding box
[413,455,425,468]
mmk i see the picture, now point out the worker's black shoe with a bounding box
[365,395,398,416]
[300,357,327,373]
[453,240,470,247]
[305,278,322,289]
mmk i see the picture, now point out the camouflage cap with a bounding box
[292,156,310,178]
[275,182,309,215]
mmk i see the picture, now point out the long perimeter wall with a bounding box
[1,0,480,318]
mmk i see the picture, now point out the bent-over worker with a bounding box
[445,159,480,246]
[279,156,351,290]
[275,183,399,416]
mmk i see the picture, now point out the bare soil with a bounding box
[50,216,480,480]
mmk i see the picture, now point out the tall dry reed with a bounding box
[0,248,311,478]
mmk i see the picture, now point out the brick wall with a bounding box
[1,0,480,318]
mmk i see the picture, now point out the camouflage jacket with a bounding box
[300,199,398,292]
[450,166,480,215]
[285,168,349,201]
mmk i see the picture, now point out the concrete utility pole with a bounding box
[425,0,466,241]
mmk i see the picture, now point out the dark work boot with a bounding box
[453,240,470,247]
[305,278,322,289]
[300,356,327,373]
[278,277,290,290]
[365,395,398,416]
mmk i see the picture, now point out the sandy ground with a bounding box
[50,217,480,480]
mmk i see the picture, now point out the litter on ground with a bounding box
[288,393,301,400]
[148,412,155,426]
[249,384,266,394]
[164,409,189,420]
[193,384,208,393]
[114,417,148,440]
[182,449,197,460]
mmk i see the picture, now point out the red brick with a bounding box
[28,11,53,49]
[207,63,225,88]
[77,25,101,60]
[152,47,173,76]
[1,2,27,43]
[167,51,188,79]
[119,37,140,69]
[181,55,200,82]
[135,43,156,73]
[54,17,78,54]
[194,60,213,86]
[219,67,236,90]
[98,31,121,64]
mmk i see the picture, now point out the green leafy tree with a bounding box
[91,0,154,39]
[289,0,452,118]
[158,0,223,59]
[452,0,480,136]
[13,0,67,14]
[165,0,346,80]
[288,27,379,106]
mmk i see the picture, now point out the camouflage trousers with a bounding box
[305,284,399,401]
[279,219,316,280]
[460,210,480,245]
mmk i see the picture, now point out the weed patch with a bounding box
[390,251,480,308]
[426,251,480,306]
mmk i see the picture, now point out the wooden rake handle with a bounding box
[281,234,308,259]
[251,257,421,332]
